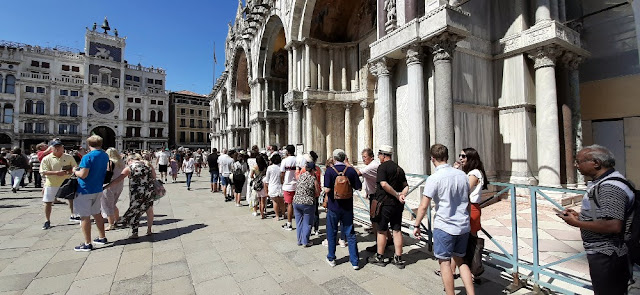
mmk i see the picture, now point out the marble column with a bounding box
[257,121,264,148]
[344,103,353,159]
[372,57,395,148]
[275,119,281,146]
[529,45,561,187]
[305,101,314,152]
[265,119,272,147]
[288,49,293,91]
[324,104,333,158]
[351,46,360,91]
[361,100,372,149]
[287,108,293,144]
[341,47,348,91]
[310,44,318,90]
[291,102,302,144]
[536,0,551,23]
[431,34,458,163]
[329,48,335,91]
[317,45,324,90]
[305,43,312,90]
[406,45,428,174]
[293,46,299,91]
[564,53,585,187]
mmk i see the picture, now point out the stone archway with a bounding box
[91,126,116,149]
[0,133,11,148]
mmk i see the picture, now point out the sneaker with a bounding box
[252,212,258,216]
[282,223,293,231]
[42,221,50,230]
[339,239,347,248]
[312,230,320,236]
[93,237,108,245]
[305,241,313,247]
[69,216,81,223]
[322,239,328,247]
[392,255,406,269]
[74,243,93,252]
[326,258,336,267]
[365,244,378,252]
[353,265,360,270]
[367,254,388,267]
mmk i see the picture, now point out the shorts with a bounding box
[377,204,403,231]
[194,163,201,168]
[74,192,103,217]
[221,176,231,186]
[470,203,481,234]
[433,228,469,260]
[283,190,295,204]
[210,171,220,183]
[43,186,60,203]
[233,176,246,193]
[158,165,168,173]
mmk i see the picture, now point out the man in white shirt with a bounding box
[217,149,234,200]
[280,145,297,231]
[155,148,170,182]
[352,148,383,249]
[413,144,474,295]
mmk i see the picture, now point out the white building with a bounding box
[0,18,169,151]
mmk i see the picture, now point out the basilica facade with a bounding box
[209,0,640,188]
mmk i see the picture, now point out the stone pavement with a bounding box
[0,174,544,295]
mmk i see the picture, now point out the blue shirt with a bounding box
[77,149,109,194]
[323,163,362,212]
[422,164,470,235]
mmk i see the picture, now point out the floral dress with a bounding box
[120,161,154,233]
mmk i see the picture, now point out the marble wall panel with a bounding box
[497,109,538,184]
[393,59,420,171]
[452,52,494,106]
[495,54,534,108]
[453,109,496,175]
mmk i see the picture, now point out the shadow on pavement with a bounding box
[140,218,182,226]
[0,204,26,208]
[106,223,208,247]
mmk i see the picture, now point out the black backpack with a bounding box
[594,177,640,266]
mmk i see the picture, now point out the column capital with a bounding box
[303,100,315,108]
[528,45,562,69]
[405,45,424,65]
[344,103,352,110]
[561,51,584,71]
[430,33,461,63]
[369,57,396,77]
[360,100,370,109]
[284,101,302,111]
[265,118,272,125]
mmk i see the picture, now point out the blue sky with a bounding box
[0,0,241,95]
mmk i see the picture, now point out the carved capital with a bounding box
[369,57,395,77]
[430,33,460,63]
[344,103,352,111]
[360,100,369,109]
[405,45,424,66]
[562,52,583,71]
[528,45,561,69]
[303,100,315,109]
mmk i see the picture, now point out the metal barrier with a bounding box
[349,172,590,295]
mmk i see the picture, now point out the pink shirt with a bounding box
[360,160,380,196]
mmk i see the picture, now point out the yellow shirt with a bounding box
[40,153,77,187]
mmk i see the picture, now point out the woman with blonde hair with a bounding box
[101,148,126,230]
[105,153,156,238]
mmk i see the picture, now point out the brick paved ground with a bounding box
[0,174,577,295]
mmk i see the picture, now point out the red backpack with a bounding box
[331,166,353,199]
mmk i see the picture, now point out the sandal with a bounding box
[434,270,460,279]
[146,231,153,236]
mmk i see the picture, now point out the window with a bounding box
[3,104,13,124]
[135,109,141,121]
[158,100,164,105]
[126,127,133,137]
[60,89,69,96]
[133,76,140,82]
[125,75,132,81]
[179,132,186,142]
[149,128,156,137]
[151,100,156,105]
[70,103,78,117]
[180,119,186,127]
[135,98,141,103]
[147,78,153,84]
[36,87,45,94]
[157,128,163,137]
[157,111,163,122]
[91,75,98,84]
[31,60,40,67]
[190,132,195,143]
[35,123,45,133]
[127,97,134,103]
[155,79,162,85]
[198,120,203,128]
[41,62,50,69]
[135,127,141,137]
[69,125,78,135]
[72,66,80,72]
[24,123,33,133]
[5,75,15,94]
[180,108,186,115]
[207,121,211,128]
[24,100,33,114]
[207,111,210,117]
[58,124,67,135]
[190,119,195,128]
[60,103,68,116]
[150,110,156,122]
[0,74,3,92]
[127,108,133,121]
[26,86,35,93]
[111,78,119,87]
[36,101,45,115]
[70,90,79,97]
[198,110,203,117]
[62,65,70,71]
[190,109,195,115]
[197,132,204,143]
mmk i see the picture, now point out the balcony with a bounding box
[125,63,166,74]
[20,72,50,81]
[125,85,140,92]
[55,76,85,85]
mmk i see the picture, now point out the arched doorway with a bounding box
[91,126,116,149]
[0,133,11,149]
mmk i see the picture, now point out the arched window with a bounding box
[24,100,33,114]
[5,75,15,94]
[126,108,133,121]
[70,103,78,117]
[135,109,141,121]
[150,110,156,122]
[157,111,163,122]
[59,103,68,116]
[36,101,45,115]
[3,104,13,124]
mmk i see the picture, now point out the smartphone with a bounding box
[553,207,568,217]
[62,165,72,171]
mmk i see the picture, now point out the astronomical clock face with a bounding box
[90,97,119,118]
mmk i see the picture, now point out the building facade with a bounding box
[0,18,169,151]
[209,0,639,187]
[169,90,211,150]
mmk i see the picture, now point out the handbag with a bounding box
[103,161,113,184]
[56,177,78,200]
[153,179,166,201]
[464,235,485,277]
[370,195,386,222]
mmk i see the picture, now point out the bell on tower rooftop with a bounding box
[101,17,111,33]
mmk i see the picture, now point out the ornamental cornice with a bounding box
[497,20,589,59]
[528,45,561,69]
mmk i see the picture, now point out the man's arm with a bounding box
[560,209,624,234]
[74,167,90,179]
[413,196,432,237]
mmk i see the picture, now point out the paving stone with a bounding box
[359,276,416,295]
[119,248,153,265]
[0,249,56,276]
[109,274,151,295]
[194,275,241,295]
[0,272,37,292]
[36,258,85,279]
[262,260,306,284]
[152,275,194,295]
[321,276,369,295]
[189,261,230,284]
[152,260,190,282]
[22,273,75,295]
[0,237,39,250]
[153,249,186,265]
[67,273,114,295]
[227,259,269,282]
[0,248,28,259]
[114,260,152,281]
[280,276,328,295]
[239,275,285,295]
[74,256,119,280]
[48,249,90,264]
[185,249,221,267]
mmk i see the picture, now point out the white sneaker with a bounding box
[322,239,328,247]
[326,258,336,267]
[339,239,347,248]
[252,212,258,216]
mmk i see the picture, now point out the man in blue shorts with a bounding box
[73,135,109,251]
[413,144,475,295]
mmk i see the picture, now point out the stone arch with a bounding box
[299,0,377,42]
[230,47,251,102]
[91,126,116,149]
[258,15,288,79]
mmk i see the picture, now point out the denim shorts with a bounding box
[433,228,469,260]
[210,171,220,183]
[221,176,230,186]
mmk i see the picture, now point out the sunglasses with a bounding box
[459,154,466,159]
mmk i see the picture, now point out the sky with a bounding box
[0,0,242,95]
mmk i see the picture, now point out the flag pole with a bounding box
[213,42,217,91]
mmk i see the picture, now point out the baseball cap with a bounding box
[49,139,63,146]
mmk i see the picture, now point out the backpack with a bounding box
[331,166,353,199]
[593,177,640,266]
[251,170,265,192]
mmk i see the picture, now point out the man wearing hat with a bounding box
[39,140,78,230]
[367,145,409,269]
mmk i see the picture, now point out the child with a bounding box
[169,156,178,183]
